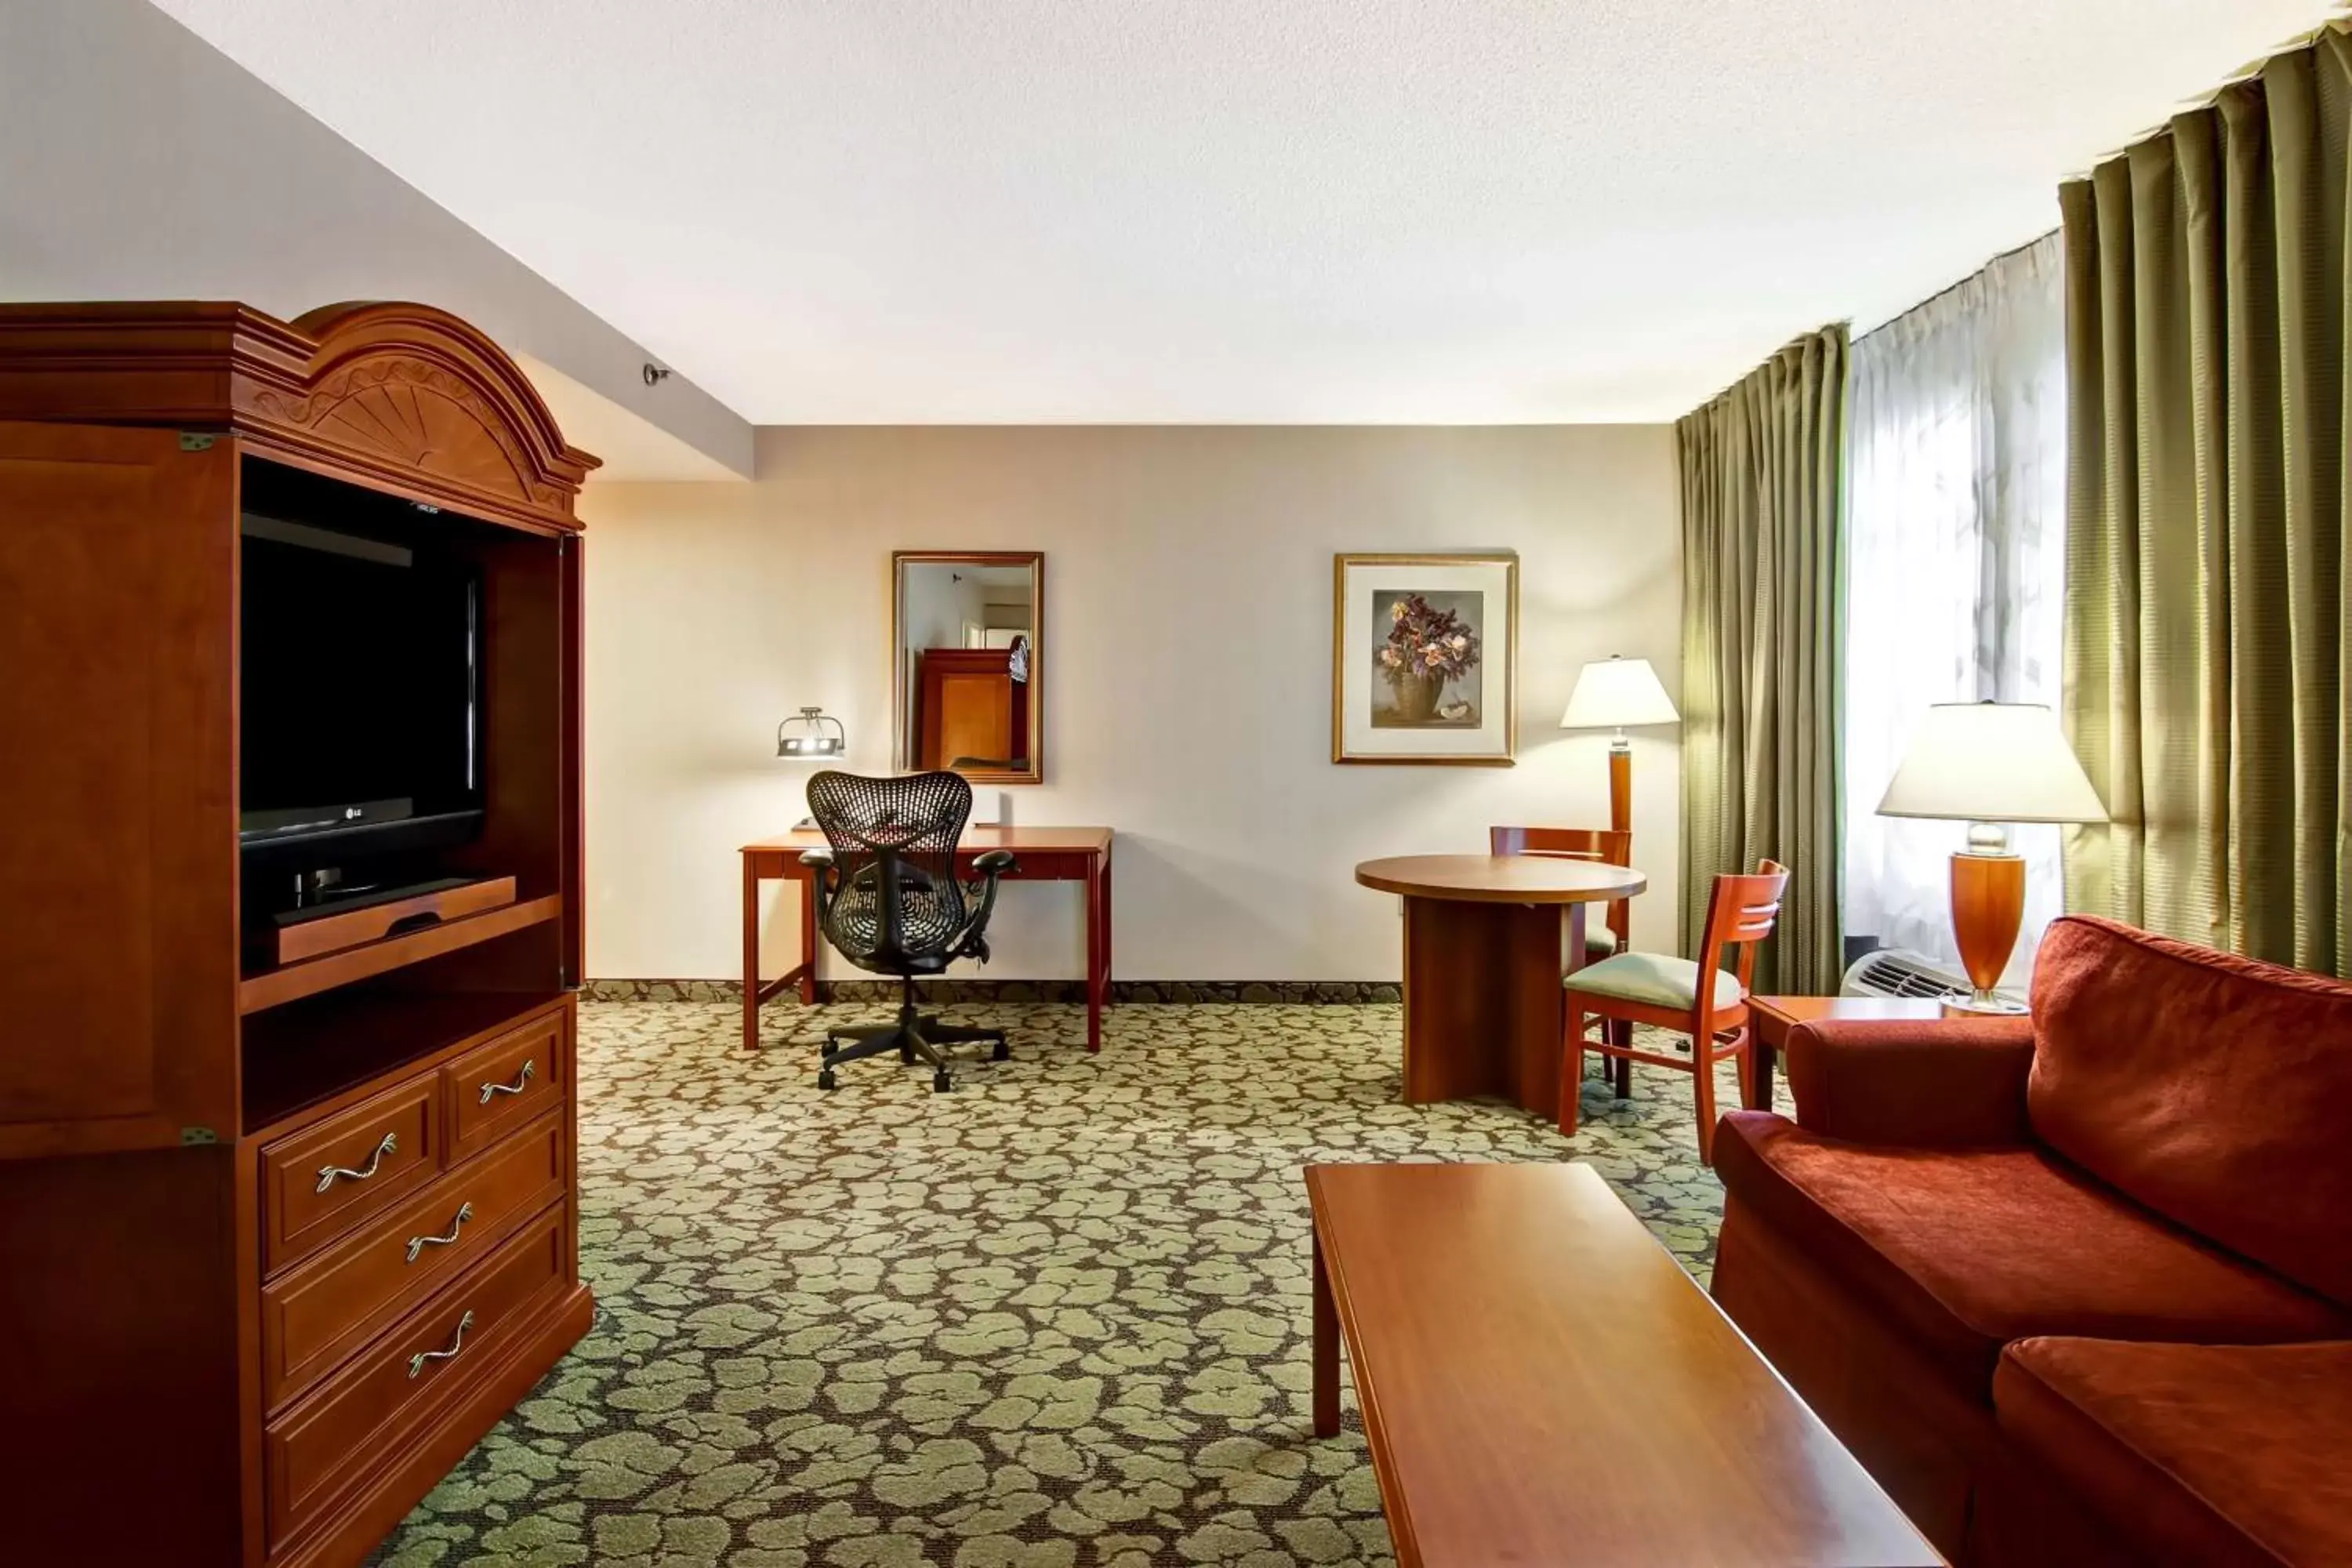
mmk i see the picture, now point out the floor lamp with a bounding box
[1875,701,2108,1011]
[1559,655,1680,834]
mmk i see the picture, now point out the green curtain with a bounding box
[2062,29,2351,977]
[1676,327,1848,995]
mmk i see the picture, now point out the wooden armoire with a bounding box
[0,301,597,1567]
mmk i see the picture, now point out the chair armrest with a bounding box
[1785,1015,2036,1146]
[953,850,1019,960]
[797,848,835,869]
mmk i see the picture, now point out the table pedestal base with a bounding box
[1400,896,1585,1114]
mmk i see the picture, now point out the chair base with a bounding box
[816,988,1010,1092]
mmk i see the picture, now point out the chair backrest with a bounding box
[1696,858,1789,1002]
[804,771,974,964]
[1490,826,1634,946]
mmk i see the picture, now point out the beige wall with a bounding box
[584,425,1681,981]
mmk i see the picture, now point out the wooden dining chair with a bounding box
[1557,859,1788,1166]
[1488,826,1634,964]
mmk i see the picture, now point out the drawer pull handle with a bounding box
[405,1201,474,1264]
[479,1059,536,1105]
[408,1310,476,1379]
[315,1132,397,1194]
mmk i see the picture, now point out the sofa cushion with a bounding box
[1712,1112,2351,1394]
[1996,1338,2352,1567]
[2029,916,2352,1307]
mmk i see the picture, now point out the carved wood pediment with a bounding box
[0,299,601,532]
[249,302,599,527]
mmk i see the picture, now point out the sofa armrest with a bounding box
[1784,1015,2036,1146]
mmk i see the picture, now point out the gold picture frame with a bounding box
[891,550,1045,785]
[1332,551,1518,765]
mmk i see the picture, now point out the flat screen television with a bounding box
[240,513,483,865]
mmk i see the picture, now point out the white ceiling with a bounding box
[152,0,2333,425]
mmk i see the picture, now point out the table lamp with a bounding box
[1875,700,2108,1011]
[1559,655,1680,833]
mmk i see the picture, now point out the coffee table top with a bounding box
[1354,854,1646,904]
[1306,1161,1940,1566]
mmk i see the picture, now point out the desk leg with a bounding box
[740,856,762,1054]
[1312,1222,1340,1438]
[1084,854,1109,1054]
[798,876,820,1005]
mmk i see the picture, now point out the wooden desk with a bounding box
[1355,855,1647,1114]
[1747,996,1961,1111]
[740,826,1113,1054]
[1307,1161,1943,1567]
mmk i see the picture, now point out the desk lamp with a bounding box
[1875,701,2107,1011]
[776,706,846,761]
[776,706,846,829]
[1558,655,1679,833]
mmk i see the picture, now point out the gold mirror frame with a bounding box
[890,550,1045,786]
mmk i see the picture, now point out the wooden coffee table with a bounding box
[1307,1161,1941,1566]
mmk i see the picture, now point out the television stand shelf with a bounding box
[263,873,518,966]
[240,894,564,1014]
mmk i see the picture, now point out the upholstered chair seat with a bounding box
[1565,950,1744,1012]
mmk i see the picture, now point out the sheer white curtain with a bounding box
[1842,233,2067,983]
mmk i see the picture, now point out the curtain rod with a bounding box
[1852,229,2059,346]
[2062,10,2352,180]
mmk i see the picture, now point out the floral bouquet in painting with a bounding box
[1377,593,1482,724]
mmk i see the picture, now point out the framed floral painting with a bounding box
[1331,552,1518,764]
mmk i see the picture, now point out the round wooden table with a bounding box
[1356,855,1648,1116]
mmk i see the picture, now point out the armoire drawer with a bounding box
[265,1209,568,1549]
[261,1073,444,1272]
[442,1007,566,1163]
[262,1112,567,1410]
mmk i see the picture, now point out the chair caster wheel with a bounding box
[932,1071,953,1093]
[991,1040,1011,1062]
[817,1068,837,1091]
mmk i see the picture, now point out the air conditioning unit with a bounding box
[1840,947,1973,1003]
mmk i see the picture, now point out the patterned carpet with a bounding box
[372,1000,1780,1567]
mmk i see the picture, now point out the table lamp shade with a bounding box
[1559,656,1679,731]
[1876,702,2107,825]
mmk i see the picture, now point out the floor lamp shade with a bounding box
[1559,655,1679,833]
[1876,702,2107,1007]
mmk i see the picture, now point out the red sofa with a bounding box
[1711,916,2352,1565]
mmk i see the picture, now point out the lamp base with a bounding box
[1945,989,2029,1016]
[1607,739,1632,836]
[1950,848,2027,1000]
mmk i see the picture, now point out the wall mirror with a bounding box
[892,550,1044,785]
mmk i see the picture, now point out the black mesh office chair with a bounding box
[800,770,1018,1092]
